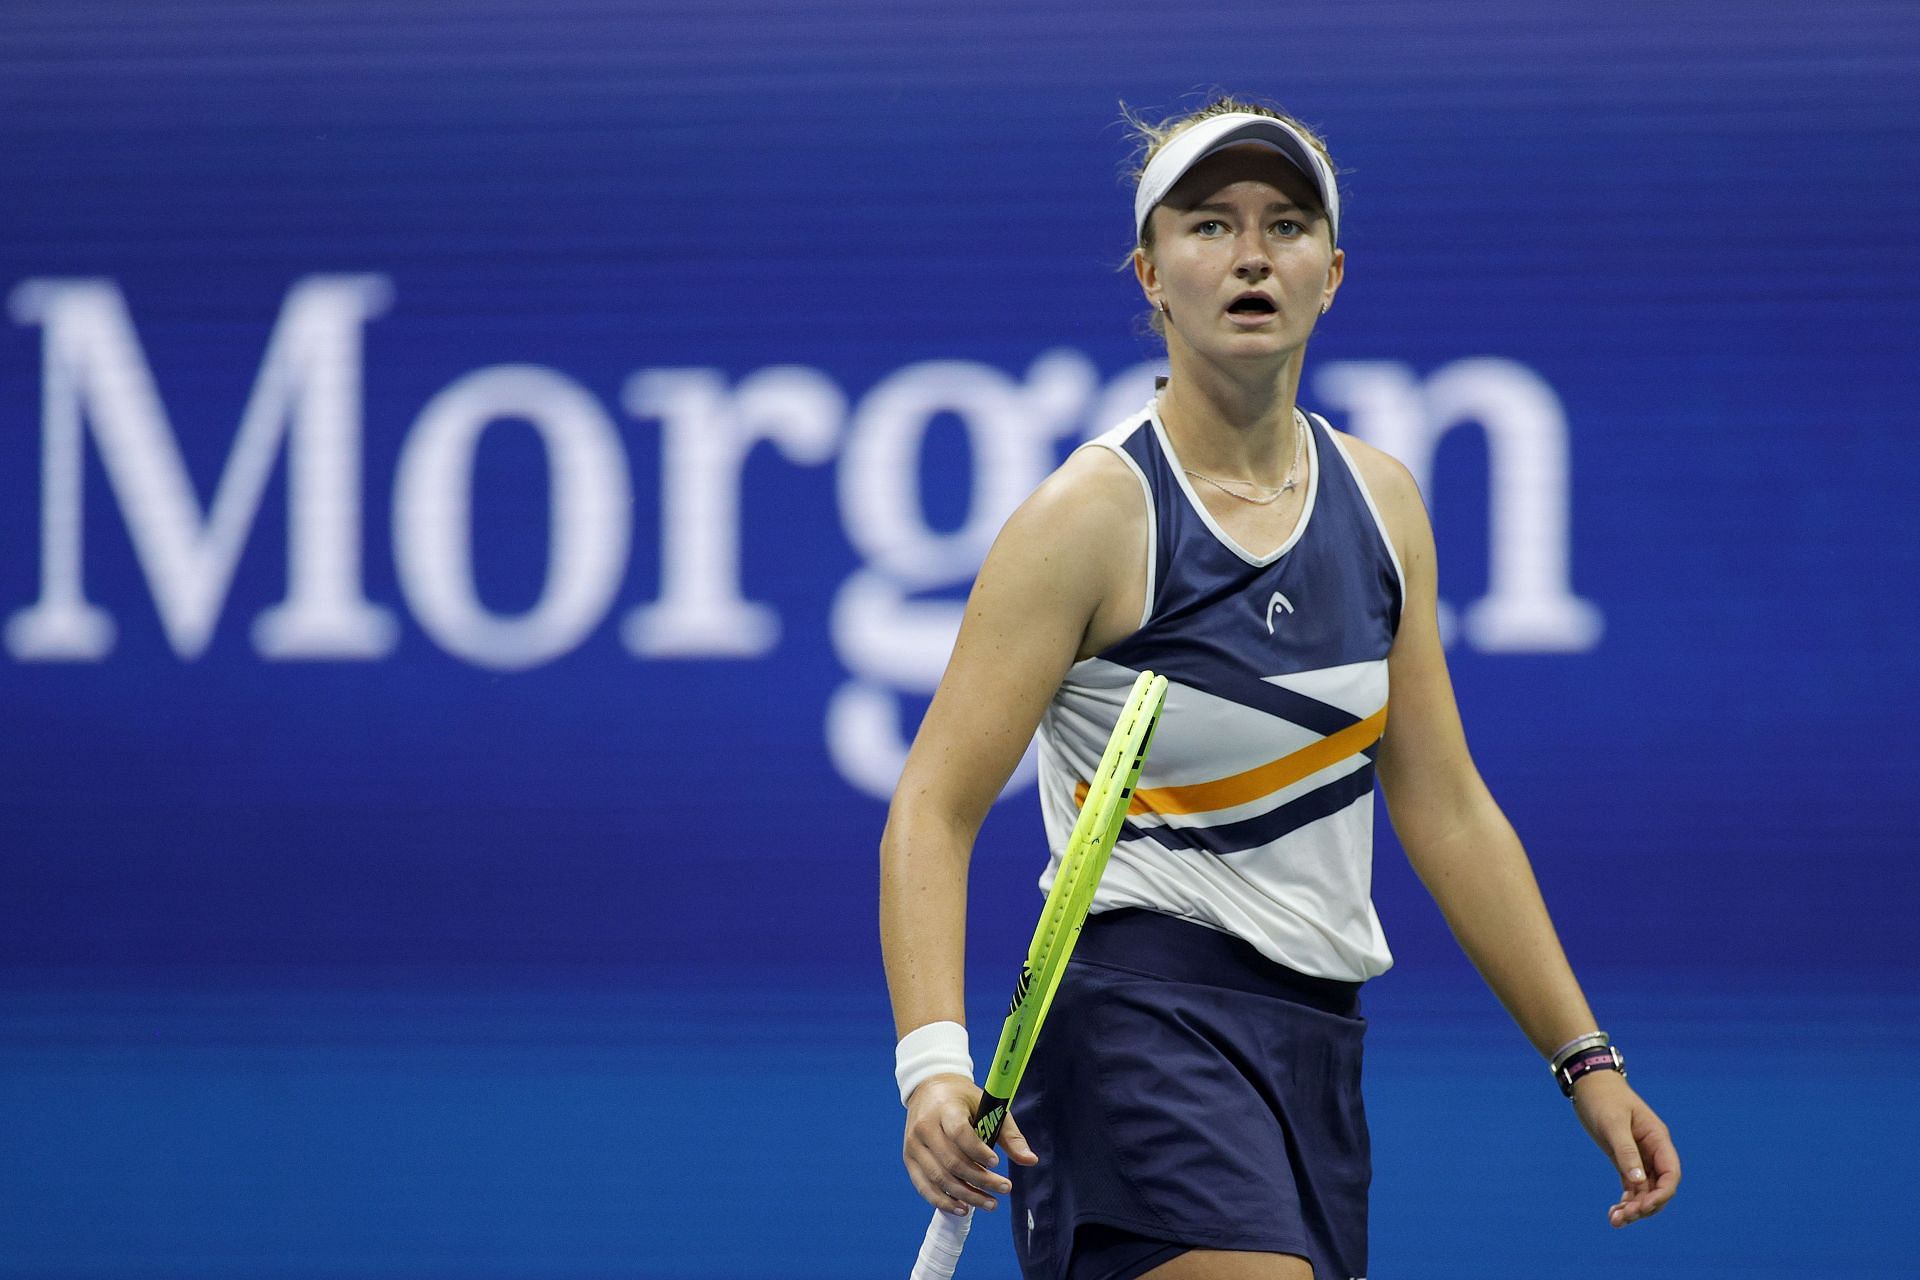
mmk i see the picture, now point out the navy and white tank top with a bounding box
[1035,394,1405,981]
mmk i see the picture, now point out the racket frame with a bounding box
[908,669,1167,1280]
[970,670,1165,1143]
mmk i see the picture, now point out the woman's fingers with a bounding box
[945,1108,1004,1177]
[914,1148,1005,1212]
[1605,1111,1680,1227]
[1572,1076,1680,1229]
[936,1103,1014,1207]
[1618,1121,1681,1224]
[908,1154,976,1217]
[1000,1107,1040,1165]
[901,1079,1024,1214]
[1607,1135,1646,1195]
[1601,1120,1653,1227]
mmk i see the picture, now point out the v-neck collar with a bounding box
[1148,395,1322,567]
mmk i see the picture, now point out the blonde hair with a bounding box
[1118,94,1340,339]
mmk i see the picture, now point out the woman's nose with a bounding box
[1234,237,1273,277]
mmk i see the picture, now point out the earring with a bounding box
[1319,301,1329,315]
[1158,300,1171,315]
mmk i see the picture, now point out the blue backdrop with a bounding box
[4,2,1916,1276]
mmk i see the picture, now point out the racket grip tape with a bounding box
[906,1084,1006,1280]
[910,1206,972,1280]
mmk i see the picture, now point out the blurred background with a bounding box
[3,2,1916,1276]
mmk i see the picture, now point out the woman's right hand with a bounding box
[902,1074,1038,1217]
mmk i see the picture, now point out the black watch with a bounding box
[1556,1043,1626,1098]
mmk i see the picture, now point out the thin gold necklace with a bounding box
[1182,409,1308,506]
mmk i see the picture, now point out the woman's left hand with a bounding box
[1569,1070,1681,1227]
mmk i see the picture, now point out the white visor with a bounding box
[1133,112,1339,246]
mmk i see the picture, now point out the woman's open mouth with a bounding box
[1226,294,1278,322]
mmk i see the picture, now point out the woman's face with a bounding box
[1135,144,1344,371]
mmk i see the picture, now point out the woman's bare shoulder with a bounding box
[977,441,1149,657]
[1327,427,1420,510]
[1022,441,1146,534]
[1327,427,1430,547]
[987,441,1147,572]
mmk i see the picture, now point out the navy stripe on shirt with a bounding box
[1122,761,1378,858]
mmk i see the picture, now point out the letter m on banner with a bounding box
[7,277,397,661]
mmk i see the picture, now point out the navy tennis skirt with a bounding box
[1006,908,1370,1280]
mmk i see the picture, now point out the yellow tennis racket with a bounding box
[908,669,1168,1280]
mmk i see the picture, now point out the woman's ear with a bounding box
[1321,246,1346,313]
[1133,246,1160,311]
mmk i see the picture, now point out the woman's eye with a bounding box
[1194,219,1226,236]
[1273,220,1302,237]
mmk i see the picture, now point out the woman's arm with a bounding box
[880,445,1146,1218]
[1351,438,1681,1229]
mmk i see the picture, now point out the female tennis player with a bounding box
[880,96,1681,1280]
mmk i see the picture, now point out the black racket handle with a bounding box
[970,1087,1010,1145]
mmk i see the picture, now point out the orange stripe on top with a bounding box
[1076,704,1387,819]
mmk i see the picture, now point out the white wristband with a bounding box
[895,1020,972,1106]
